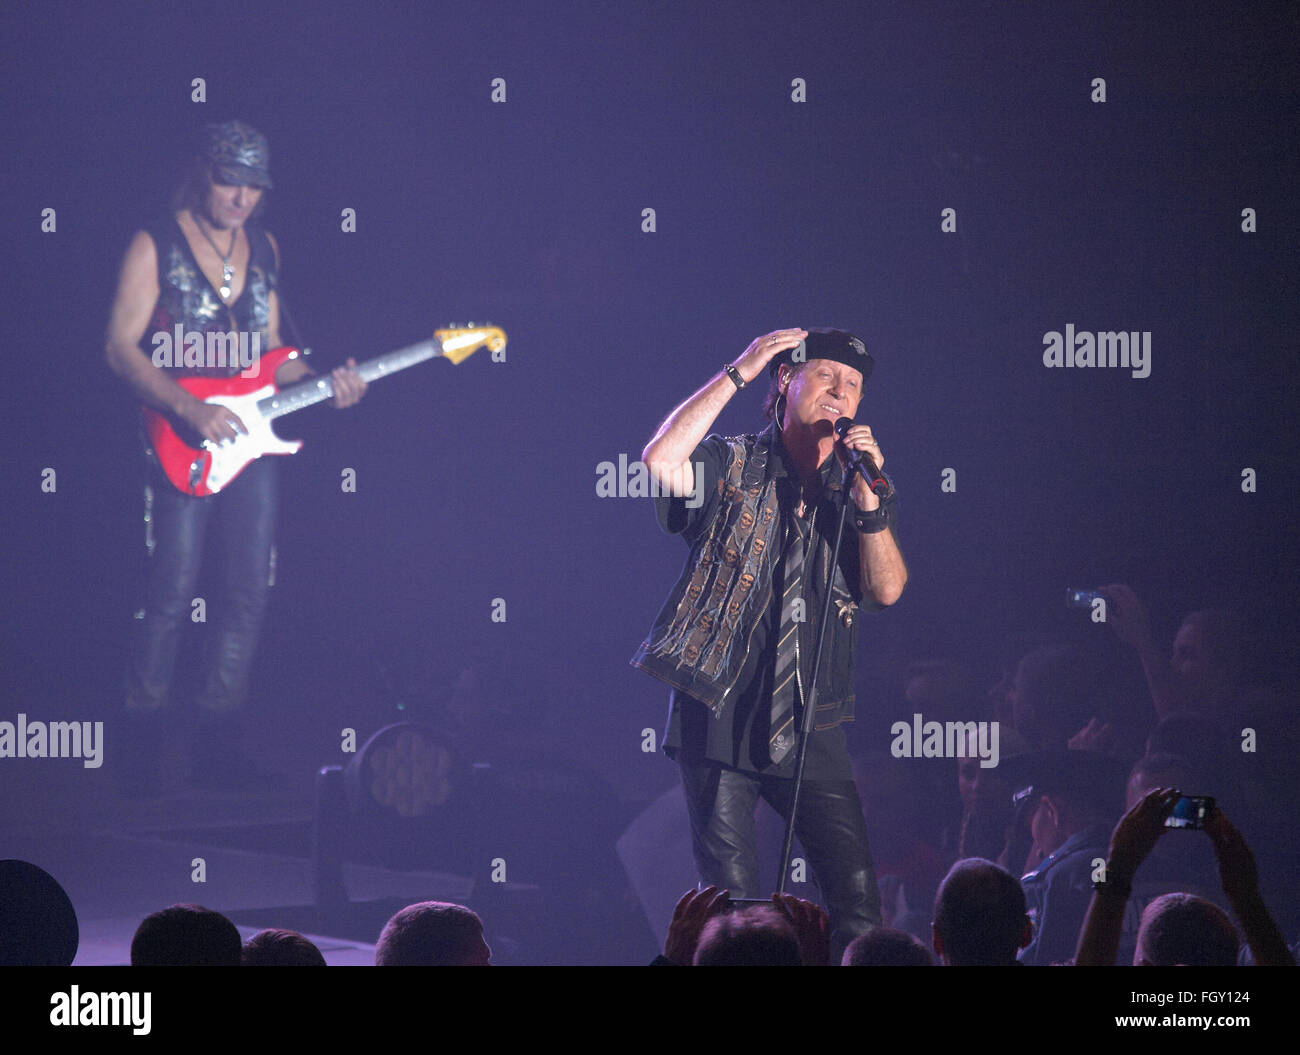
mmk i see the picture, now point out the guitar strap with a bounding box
[256,225,311,360]
[250,223,288,587]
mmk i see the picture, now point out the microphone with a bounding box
[834,417,890,497]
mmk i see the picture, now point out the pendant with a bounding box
[220,264,233,300]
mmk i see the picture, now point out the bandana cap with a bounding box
[201,120,272,188]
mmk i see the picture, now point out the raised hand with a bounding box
[664,886,729,966]
[1203,807,1259,905]
[1068,717,1116,752]
[1107,786,1179,883]
[731,328,808,386]
[1099,583,1154,651]
[771,892,830,966]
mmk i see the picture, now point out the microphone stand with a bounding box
[776,457,859,894]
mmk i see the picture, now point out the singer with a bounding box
[631,327,907,960]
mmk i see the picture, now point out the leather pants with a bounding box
[678,759,882,963]
[125,455,277,715]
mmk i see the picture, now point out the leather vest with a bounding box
[141,215,277,379]
[631,424,864,730]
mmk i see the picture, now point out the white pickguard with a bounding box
[199,385,303,492]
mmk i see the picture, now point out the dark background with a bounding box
[2,0,1296,958]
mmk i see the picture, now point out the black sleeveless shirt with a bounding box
[139,214,277,378]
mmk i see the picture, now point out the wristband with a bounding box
[1092,874,1132,898]
[853,476,895,534]
[723,364,747,390]
[854,508,891,534]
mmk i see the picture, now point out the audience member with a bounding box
[1005,644,1110,751]
[841,928,933,966]
[1075,788,1294,967]
[375,901,491,965]
[1002,751,1124,965]
[694,906,802,966]
[130,904,242,966]
[1101,585,1261,725]
[1135,893,1239,967]
[1116,752,1227,963]
[954,726,1029,869]
[931,859,1032,965]
[0,860,78,966]
[658,887,829,965]
[242,928,327,966]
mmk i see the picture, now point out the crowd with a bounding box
[2,586,1294,966]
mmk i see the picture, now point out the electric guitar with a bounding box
[142,325,506,496]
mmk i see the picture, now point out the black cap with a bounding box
[1000,750,1127,816]
[768,327,875,383]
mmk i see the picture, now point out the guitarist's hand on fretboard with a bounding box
[274,356,367,410]
[329,357,367,409]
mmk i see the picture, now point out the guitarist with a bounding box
[105,120,366,795]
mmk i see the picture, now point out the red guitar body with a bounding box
[142,346,304,497]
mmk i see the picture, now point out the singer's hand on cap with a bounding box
[733,328,808,384]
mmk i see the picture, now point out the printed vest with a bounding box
[141,215,277,378]
[631,426,862,729]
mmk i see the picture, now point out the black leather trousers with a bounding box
[678,759,882,963]
[125,456,277,715]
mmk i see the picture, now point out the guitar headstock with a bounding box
[434,324,508,364]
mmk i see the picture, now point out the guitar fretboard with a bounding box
[257,339,443,420]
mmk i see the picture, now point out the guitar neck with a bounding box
[259,338,444,419]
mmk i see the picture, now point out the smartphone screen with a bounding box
[1164,795,1215,829]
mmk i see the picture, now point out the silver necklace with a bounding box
[193,212,238,300]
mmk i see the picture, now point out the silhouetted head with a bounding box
[932,859,1031,966]
[242,928,327,966]
[375,902,490,966]
[1009,644,1104,749]
[1173,610,1250,706]
[841,928,934,966]
[1126,752,1194,811]
[694,906,801,966]
[0,860,78,966]
[1135,893,1238,966]
[130,904,241,966]
[1001,749,1125,860]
